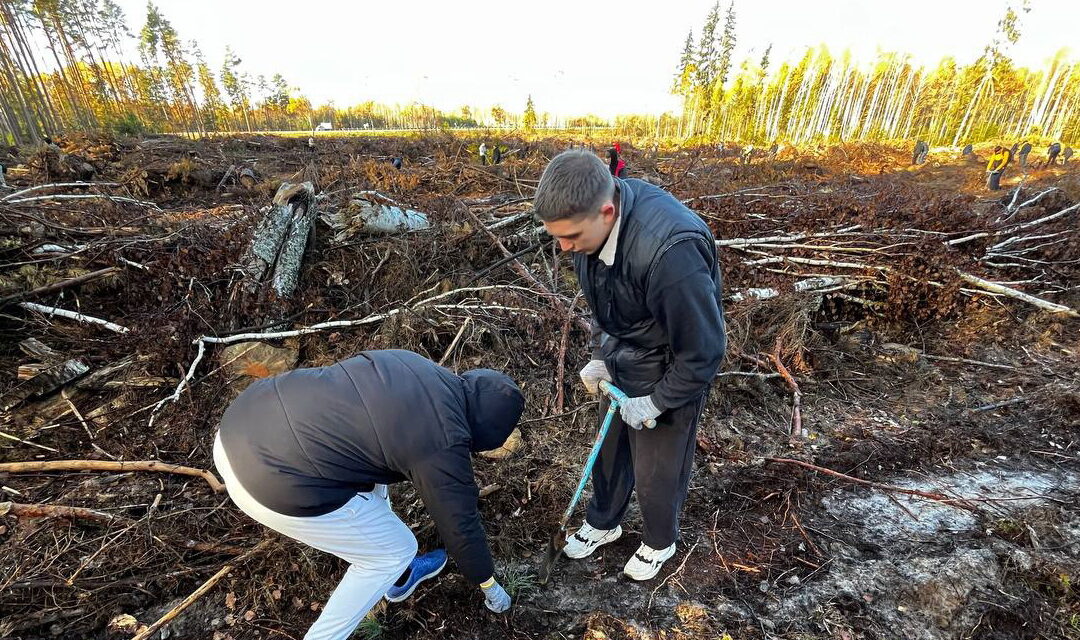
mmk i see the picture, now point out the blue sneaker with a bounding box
[384,549,448,603]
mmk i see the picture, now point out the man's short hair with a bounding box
[533,150,615,222]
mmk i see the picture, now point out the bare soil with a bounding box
[1,134,1078,640]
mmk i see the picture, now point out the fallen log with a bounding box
[240,181,317,298]
[2,338,91,411]
[322,192,431,240]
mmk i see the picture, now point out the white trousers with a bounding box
[213,434,417,640]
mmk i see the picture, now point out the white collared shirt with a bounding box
[597,212,622,266]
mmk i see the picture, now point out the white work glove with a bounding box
[481,579,511,613]
[619,395,662,430]
[578,359,611,395]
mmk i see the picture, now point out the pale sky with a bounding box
[111,0,1077,118]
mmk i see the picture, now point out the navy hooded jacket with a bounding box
[217,349,524,584]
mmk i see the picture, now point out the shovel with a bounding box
[539,380,655,585]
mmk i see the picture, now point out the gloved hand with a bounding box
[578,359,611,395]
[619,395,662,430]
[481,579,511,613]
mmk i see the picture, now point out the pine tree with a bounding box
[673,30,694,93]
[694,2,721,89]
[716,2,737,89]
[220,46,251,131]
[522,95,537,130]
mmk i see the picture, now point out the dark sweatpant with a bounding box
[585,393,707,549]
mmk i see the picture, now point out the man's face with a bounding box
[543,202,617,254]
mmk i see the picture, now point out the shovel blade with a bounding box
[538,528,567,585]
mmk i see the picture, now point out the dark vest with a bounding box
[573,178,722,396]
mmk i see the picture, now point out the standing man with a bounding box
[1018,142,1033,170]
[533,150,726,581]
[214,350,524,639]
[986,145,1010,190]
[912,140,929,165]
[479,142,488,166]
[607,143,626,177]
[1063,147,1074,165]
[742,144,756,165]
[1045,142,1062,168]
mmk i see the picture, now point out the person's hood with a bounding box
[460,369,525,452]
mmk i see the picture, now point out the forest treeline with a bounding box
[665,0,1077,145]
[1,0,1076,145]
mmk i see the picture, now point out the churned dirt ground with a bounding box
[1,133,1078,639]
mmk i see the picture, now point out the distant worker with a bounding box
[479,142,488,166]
[986,145,1011,190]
[742,144,755,165]
[1044,142,1061,168]
[912,140,929,165]
[1018,142,1032,170]
[492,145,502,165]
[607,143,626,177]
[1064,147,1074,165]
[961,144,974,159]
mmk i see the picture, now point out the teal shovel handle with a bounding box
[599,380,657,429]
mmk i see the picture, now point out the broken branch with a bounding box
[0,502,247,553]
[18,301,130,333]
[764,458,979,511]
[955,270,1078,317]
[130,539,273,640]
[0,459,225,493]
[0,266,120,308]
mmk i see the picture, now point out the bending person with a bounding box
[213,349,524,640]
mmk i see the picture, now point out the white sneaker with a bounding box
[622,543,676,581]
[563,522,623,559]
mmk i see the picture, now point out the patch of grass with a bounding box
[991,517,1027,542]
[357,613,384,639]
[501,567,538,598]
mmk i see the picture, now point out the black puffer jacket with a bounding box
[573,178,726,409]
[217,350,524,584]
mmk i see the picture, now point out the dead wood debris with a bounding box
[0,134,1077,639]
